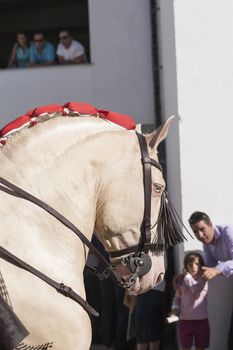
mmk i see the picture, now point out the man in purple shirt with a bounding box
[188,211,233,350]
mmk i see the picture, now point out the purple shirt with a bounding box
[172,273,208,320]
[204,225,233,277]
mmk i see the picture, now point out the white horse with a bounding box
[0,107,173,350]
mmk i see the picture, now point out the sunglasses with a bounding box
[59,36,69,40]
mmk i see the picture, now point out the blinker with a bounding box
[129,252,152,277]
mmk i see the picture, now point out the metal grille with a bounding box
[0,269,13,308]
[0,270,53,349]
[15,342,53,350]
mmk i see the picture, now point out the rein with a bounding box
[0,130,159,316]
[0,129,188,317]
[0,176,121,317]
[0,245,98,317]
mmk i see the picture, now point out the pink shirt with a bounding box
[172,273,208,320]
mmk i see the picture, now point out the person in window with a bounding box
[7,31,30,68]
[29,32,55,66]
[56,30,86,64]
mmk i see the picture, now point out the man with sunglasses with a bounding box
[29,32,55,66]
[189,211,233,350]
[57,30,86,64]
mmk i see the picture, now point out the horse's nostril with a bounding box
[156,273,164,285]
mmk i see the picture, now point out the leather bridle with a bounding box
[0,131,164,316]
[109,131,163,258]
[105,131,164,286]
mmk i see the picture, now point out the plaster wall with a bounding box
[0,0,154,127]
[158,1,233,349]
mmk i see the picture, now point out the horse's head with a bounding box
[0,105,185,349]
[95,117,179,294]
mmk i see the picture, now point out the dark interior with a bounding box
[0,0,89,68]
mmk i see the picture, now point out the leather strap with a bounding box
[108,242,164,258]
[0,176,123,315]
[108,132,163,258]
[0,245,99,317]
[0,177,111,269]
[135,132,152,248]
[0,132,163,305]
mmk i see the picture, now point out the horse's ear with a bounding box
[145,115,175,151]
[135,123,142,133]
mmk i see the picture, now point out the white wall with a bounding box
[0,0,155,128]
[159,1,233,349]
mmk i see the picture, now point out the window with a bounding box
[0,0,90,68]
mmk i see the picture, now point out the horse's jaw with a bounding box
[114,252,165,294]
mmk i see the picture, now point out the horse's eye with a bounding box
[153,184,163,195]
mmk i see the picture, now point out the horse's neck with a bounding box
[2,118,99,220]
[0,117,110,283]
[2,117,101,182]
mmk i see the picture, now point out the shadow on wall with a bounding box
[208,277,233,350]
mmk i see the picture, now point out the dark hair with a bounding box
[16,31,27,37]
[188,211,211,226]
[183,252,205,269]
[59,29,71,36]
[33,32,44,38]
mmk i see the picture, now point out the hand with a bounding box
[170,309,179,317]
[201,266,221,280]
[173,274,184,290]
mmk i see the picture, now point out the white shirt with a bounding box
[56,40,85,61]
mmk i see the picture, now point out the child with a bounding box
[170,252,210,350]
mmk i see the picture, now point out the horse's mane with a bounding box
[0,102,136,147]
